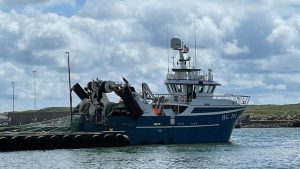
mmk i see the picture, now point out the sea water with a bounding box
[0,128,299,169]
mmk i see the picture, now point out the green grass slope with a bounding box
[244,104,300,120]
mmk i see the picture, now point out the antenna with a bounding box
[193,7,197,68]
[167,29,170,73]
[210,55,213,70]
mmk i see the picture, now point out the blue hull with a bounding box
[79,109,244,145]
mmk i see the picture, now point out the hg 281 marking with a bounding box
[221,113,237,120]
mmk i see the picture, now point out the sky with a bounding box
[1,0,300,112]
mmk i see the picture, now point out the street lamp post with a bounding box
[32,70,37,111]
[12,81,15,113]
[66,52,73,125]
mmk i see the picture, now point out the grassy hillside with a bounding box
[1,107,70,114]
[244,104,300,120]
[30,107,70,113]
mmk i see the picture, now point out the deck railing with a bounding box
[166,73,210,81]
[213,95,250,105]
[152,94,250,105]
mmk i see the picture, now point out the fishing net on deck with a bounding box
[0,115,83,135]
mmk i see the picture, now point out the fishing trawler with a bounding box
[72,37,250,145]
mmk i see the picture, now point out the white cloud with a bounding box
[0,62,24,79]
[267,14,300,52]
[0,0,48,7]
[269,73,300,84]
[1,0,300,112]
[266,84,287,90]
[223,39,249,55]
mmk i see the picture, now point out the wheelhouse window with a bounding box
[169,84,176,92]
[173,85,177,92]
[203,85,209,93]
[167,84,185,93]
[197,85,216,93]
[193,85,200,93]
[166,84,171,93]
[167,84,216,94]
[176,85,183,92]
[199,85,203,92]
[167,84,183,93]
[209,85,216,93]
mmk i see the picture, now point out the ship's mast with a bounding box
[171,37,190,69]
[169,37,194,80]
[167,29,170,73]
[193,7,197,68]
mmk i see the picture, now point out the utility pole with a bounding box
[32,70,37,111]
[66,52,73,125]
[12,81,15,113]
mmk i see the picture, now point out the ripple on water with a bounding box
[0,128,299,169]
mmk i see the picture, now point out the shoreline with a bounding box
[235,120,300,128]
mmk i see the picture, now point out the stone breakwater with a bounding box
[238,120,300,128]
[236,115,300,128]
